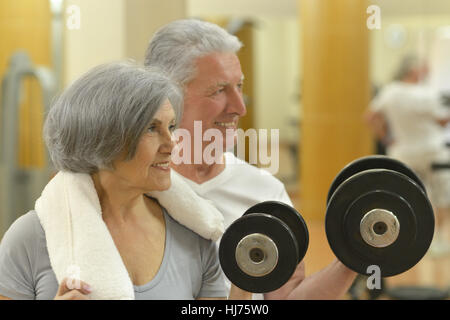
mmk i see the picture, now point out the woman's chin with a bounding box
[148,180,171,192]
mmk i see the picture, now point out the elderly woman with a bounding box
[0,62,234,300]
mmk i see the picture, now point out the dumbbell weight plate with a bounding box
[219,213,299,293]
[327,156,426,204]
[326,169,434,277]
[243,201,309,264]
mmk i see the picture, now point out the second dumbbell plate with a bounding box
[219,213,299,293]
[327,156,426,204]
[243,201,309,264]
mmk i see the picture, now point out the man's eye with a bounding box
[169,124,177,132]
[237,83,243,90]
[211,87,225,96]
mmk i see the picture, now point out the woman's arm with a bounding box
[198,238,253,300]
[0,213,38,300]
[197,284,252,300]
[228,284,252,300]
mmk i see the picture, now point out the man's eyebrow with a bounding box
[205,82,227,92]
[209,76,245,88]
[215,81,229,87]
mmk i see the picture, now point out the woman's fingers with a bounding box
[54,277,92,300]
[59,290,91,300]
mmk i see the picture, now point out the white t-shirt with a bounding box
[175,152,293,298]
[177,152,293,230]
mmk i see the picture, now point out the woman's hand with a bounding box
[54,277,92,300]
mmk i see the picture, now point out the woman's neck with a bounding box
[91,171,150,223]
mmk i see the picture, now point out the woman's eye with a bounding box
[169,124,177,132]
[148,125,157,133]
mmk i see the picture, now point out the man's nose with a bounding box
[227,87,247,117]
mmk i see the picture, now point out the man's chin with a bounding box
[224,130,238,150]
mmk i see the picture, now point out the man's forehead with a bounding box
[193,53,243,81]
[212,74,245,86]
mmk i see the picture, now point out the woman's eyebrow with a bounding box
[150,118,176,124]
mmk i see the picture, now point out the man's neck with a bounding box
[172,155,226,184]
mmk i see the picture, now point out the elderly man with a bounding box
[145,19,357,299]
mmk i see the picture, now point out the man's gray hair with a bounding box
[144,19,243,86]
[44,61,182,174]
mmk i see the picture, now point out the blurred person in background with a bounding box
[365,55,450,254]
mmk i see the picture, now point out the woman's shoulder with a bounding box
[163,209,213,248]
[1,211,45,250]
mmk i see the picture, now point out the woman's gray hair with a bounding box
[144,19,243,86]
[44,61,183,174]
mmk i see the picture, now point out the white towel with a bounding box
[148,172,224,242]
[35,170,224,300]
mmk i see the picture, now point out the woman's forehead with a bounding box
[152,101,176,121]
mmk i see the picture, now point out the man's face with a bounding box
[180,52,247,152]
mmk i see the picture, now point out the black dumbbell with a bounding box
[219,201,309,293]
[325,155,435,277]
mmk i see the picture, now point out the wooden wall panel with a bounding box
[0,0,51,168]
[299,0,373,220]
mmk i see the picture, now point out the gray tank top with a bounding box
[0,210,226,300]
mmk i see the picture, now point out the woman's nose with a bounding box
[161,130,177,153]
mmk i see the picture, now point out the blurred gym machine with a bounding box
[0,0,64,237]
[0,52,56,236]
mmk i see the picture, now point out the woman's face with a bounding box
[112,100,177,192]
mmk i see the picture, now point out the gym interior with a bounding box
[0,0,449,300]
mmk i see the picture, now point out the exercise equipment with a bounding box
[386,286,449,300]
[326,155,435,277]
[219,201,308,293]
[0,51,56,236]
[0,2,63,237]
